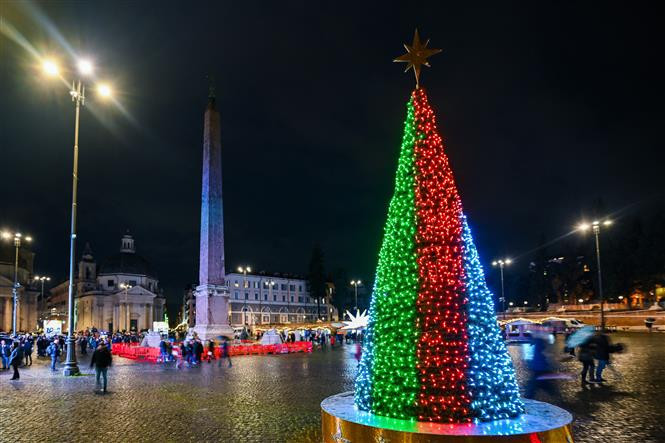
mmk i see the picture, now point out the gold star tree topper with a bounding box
[393,29,442,88]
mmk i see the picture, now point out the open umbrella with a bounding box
[565,326,595,348]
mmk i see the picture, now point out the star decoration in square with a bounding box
[394,29,442,88]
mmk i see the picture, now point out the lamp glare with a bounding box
[98,83,112,98]
[43,60,59,76]
[78,59,93,75]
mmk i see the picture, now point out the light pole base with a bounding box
[63,363,80,376]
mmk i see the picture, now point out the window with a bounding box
[234,292,239,300]
[254,293,259,300]
[291,296,294,302]
[299,285,302,292]
[307,297,311,303]
[273,295,277,301]
[281,284,287,291]
[245,293,249,300]
[254,281,259,289]
[280,314,288,323]
[290,284,296,292]
[264,294,267,301]
[298,296,303,303]
[108,280,115,287]
[282,295,286,302]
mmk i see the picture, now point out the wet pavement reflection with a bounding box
[0,333,662,442]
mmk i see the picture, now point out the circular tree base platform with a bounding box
[321,391,573,442]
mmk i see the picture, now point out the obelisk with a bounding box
[191,88,233,340]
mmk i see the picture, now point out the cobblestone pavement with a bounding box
[0,333,663,442]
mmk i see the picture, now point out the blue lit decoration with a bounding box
[462,215,524,420]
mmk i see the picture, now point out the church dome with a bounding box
[97,232,154,277]
[98,252,153,276]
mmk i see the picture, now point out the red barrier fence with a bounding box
[111,341,312,363]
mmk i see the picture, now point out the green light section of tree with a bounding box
[367,97,420,418]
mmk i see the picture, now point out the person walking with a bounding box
[218,338,232,368]
[159,338,169,364]
[592,331,622,383]
[523,327,559,398]
[193,339,203,365]
[1,339,10,370]
[9,342,23,380]
[206,340,215,363]
[90,341,112,394]
[79,336,88,355]
[46,338,60,372]
[178,341,188,369]
[23,338,33,366]
[578,336,596,386]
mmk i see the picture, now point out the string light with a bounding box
[355,88,523,423]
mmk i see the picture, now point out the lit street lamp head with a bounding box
[577,222,590,231]
[98,83,112,98]
[42,59,59,76]
[77,59,93,75]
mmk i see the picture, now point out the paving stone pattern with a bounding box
[0,333,663,442]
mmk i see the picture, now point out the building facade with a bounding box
[183,271,338,328]
[0,243,39,332]
[48,233,166,333]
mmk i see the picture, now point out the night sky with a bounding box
[1,1,663,316]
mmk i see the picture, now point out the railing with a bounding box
[110,341,313,363]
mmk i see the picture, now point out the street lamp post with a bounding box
[1,232,32,335]
[577,219,612,331]
[491,259,511,319]
[33,275,51,329]
[350,280,362,311]
[238,266,251,326]
[42,57,113,376]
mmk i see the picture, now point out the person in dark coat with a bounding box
[22,338,33,366]
[218,338,232,368]
[90,341,112,393]
[46,339,60,372]
[9,342,23,380]
[159,339,169,363]
[578,337,596,385]
[178,341,187,369]
[193,339,203,364]
[79,336,88,355]
[206,340,215,363]
[592,331,620,382]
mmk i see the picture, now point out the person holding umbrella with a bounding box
[567,326,597,386]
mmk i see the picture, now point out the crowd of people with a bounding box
[1,331,113,392]
[157,337,232,369]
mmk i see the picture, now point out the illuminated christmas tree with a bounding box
[355,31,523,423]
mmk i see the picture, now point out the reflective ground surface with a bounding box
[0,333,662,442]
